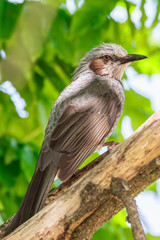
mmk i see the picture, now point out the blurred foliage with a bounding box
[0,0,159,239]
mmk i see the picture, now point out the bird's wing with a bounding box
[50,91,123,182]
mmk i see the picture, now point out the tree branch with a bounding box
[1,111,160,240]
[110,177,147,240]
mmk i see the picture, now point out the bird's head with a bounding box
[74,43,147,81]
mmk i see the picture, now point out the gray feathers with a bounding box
[5,43,126,236]
[73,43,127,81]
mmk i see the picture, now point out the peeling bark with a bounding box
[1,111,160,240]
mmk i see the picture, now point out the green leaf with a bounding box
[70,0,117,37]
[0,0,160,237]
[147,235,160,240]
[0,0,23,40]
[112,209,128,228]
[4,137,18,164]
[37,60,66,92]
[33,71,44,91]
[4,148,18,165]
[19,2,53,61]
[145,182,157,193]
[49,8,73,62]
[20,146,35,181]
[124,89,154,130]
[0,159,20,187]
[92,221,134,240]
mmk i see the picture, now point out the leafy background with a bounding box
[0,0,160,239]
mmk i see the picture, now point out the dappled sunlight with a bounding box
[0,50,6,60]
[0,81,29,118]
[121,115,133,139]
[8,0,24,3]
[110,6,128,23]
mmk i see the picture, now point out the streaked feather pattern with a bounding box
[49,88,124,181]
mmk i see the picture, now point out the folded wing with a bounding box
[50,92,122,181]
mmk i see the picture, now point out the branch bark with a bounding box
[1,111,160,240]
[110,177,147,240]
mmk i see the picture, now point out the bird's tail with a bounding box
[5,157,58,236]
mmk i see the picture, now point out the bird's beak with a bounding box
[120,54,148,64]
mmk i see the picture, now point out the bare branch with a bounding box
[111,177,147,240]
[1,111,160,240]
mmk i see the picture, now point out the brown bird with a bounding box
[5,43,147,236]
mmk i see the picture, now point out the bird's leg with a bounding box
[103,141,122,152]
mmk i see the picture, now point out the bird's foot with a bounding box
[103,141,121,152]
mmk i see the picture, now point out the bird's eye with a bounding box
[103,55,110,61]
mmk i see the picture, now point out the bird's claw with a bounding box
[103,141,121,152]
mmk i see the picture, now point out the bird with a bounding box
[5,43,147,236]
